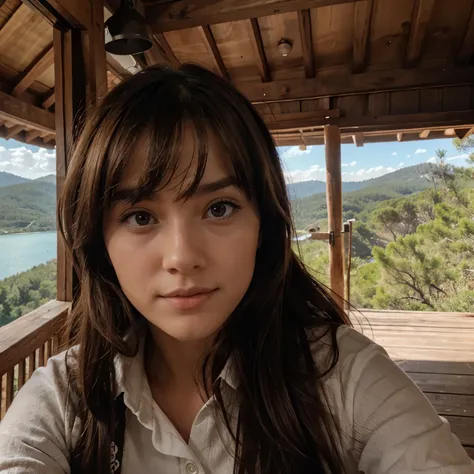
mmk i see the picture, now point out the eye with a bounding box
[123,211,157,227]
[205,201,239,220]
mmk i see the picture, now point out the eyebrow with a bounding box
[111,176,240,203]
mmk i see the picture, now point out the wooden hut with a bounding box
[0,0,473,457]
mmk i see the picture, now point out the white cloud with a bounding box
[0,144,56,179]
[349,160,356,167]
[342,166,396,182]
[447,154,469,162]
[284,164,326,183]
[398,162,405,168]
[427,157,437,164]
[281,146,313,159]
[392,152,398,156]
[341,161,357,168]
[415,148,427,154]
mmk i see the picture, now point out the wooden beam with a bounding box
[353,0,374,73]
[298,10,314,79]
[5,124,23,140]
[12,46,54,98]
[154,33,180,68]
[42,91,56,110]
[263,109,340,131]
[454,128,473,140]
[147,0,365,32]
[397,132,404,142]
[406,0,435,67]
[250,18,271,82]
[239,66,474,103]
[324,125,344,310]
[0,90,55,133]
[22,0,91,29]
[145,34,174,67]
[352,132,364,147]
[419,129,430,138]
[459,3,474,65]
[25,130,41,143]
[265,109,474,133]
[200,26,229,81]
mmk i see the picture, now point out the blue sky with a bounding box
[279,138,469,183]
[0,136,469,182]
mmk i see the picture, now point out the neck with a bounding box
[145,325,211,390]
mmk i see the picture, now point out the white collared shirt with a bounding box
[0,325,472,473]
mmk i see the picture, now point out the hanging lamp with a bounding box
[105,0,152,55]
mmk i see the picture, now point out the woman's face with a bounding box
[103,129,260,342]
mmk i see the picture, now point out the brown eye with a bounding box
[205,201,239,220]
[124,211,156,227]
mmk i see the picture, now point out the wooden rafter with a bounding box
[21,0,91,28]
[145,34,175,67]
[200,25,229,80]
[397,133,404,142]
[406,0,436,67]
[419,130,430,138]
[352,132,364,147]
[239,66,474,102]
[12,46,54,98]
[5,124,23,140]
[250,18,271,82]
[42,91,55,110]
[298,10,314,78]
[459,3,474,65]
[154,33,180,68]
[0,90,55,134]
[146,0,365,32]
[353,0,374,73]
[25,130,41,143]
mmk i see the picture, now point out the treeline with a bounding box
[0,261,56,327]
[297,146,474,312]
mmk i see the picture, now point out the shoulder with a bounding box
[0,348,79,472]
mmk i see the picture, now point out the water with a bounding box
[0,231,57,280]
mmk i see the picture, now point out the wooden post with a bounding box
[51,0,106,301]
[324,125,344,309]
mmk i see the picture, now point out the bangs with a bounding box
[100,74,257,208]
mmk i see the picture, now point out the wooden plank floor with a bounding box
[353,310,474,458]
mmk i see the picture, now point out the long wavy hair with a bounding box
[58,64,350,474]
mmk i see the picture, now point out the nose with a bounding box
[160,219,206,275]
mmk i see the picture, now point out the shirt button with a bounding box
[185,461,199,474]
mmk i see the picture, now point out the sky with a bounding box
[0,136,470,183]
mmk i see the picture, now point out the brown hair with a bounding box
[58,64,350,473]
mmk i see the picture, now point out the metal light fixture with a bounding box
[105,0,152,55]
[277,39,292,57]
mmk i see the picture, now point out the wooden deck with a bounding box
[354,310,474,459]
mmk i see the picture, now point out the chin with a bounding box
[150,313,224,343]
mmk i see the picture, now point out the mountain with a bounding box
[0,180,56,233]
[287,180,364,199]
[287,163,433,200]
[34,174,56,184]
[0,172,31,188]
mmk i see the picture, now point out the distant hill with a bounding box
[0,172,31,188]
[0,181,56,233]
[34,174,56,184]
[287,163,433,200]
[287,180,364,199]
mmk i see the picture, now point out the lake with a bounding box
[0,231,57,280]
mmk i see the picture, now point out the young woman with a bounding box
[0,65,472,474]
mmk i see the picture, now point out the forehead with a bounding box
[119,125,234,192]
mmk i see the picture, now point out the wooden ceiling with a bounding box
[1,0,474,148]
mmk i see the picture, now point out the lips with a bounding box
[159,287,218,310]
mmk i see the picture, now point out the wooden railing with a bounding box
[0,300,70,420]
